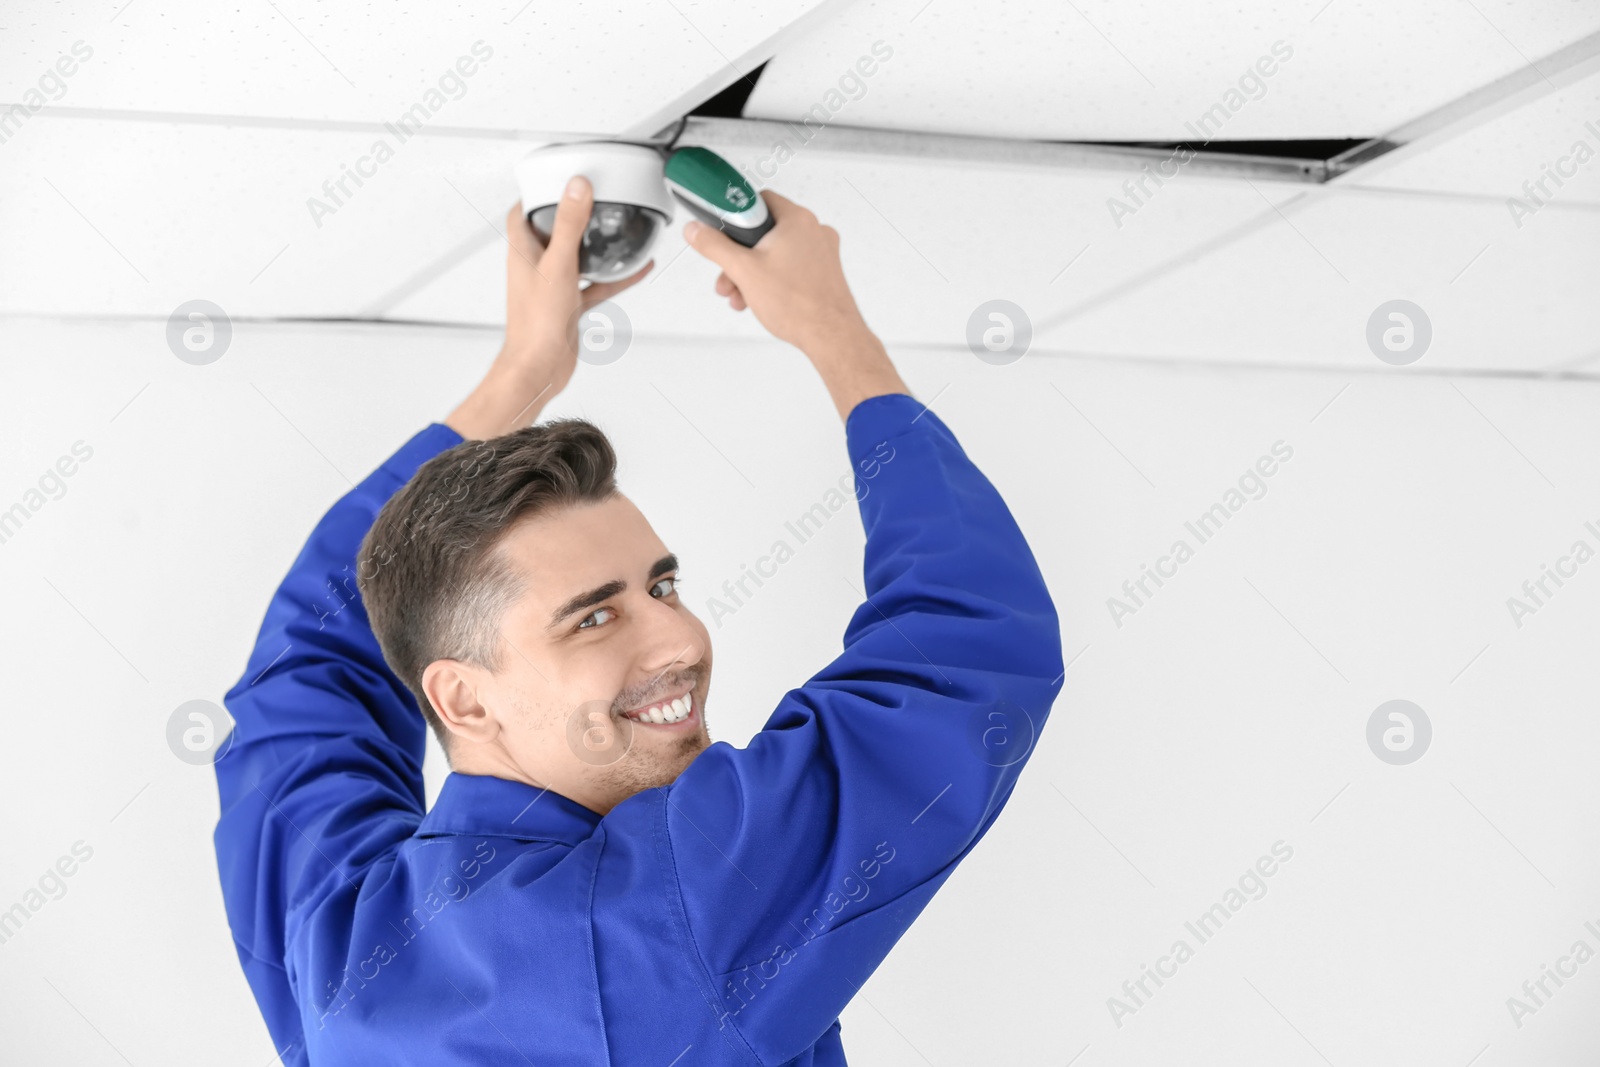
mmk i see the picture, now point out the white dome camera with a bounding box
[514,142,675,283]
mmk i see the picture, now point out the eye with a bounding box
[574,577,679,632]
[576,606,616,631]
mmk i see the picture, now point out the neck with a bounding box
[447,743,611,816]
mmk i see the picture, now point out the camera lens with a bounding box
[529,201,667,282]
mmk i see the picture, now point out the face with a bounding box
[441,493,713,815]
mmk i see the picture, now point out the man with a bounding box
[214,172,1064,1065]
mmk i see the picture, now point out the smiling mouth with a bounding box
[621,688,696,726]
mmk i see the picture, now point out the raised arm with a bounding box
[212,422,464,1057]
[213,176,649,1059]
[636,199,1065,1062]
[667,394,1061,1059]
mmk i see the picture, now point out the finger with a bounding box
[712,271,744,308]
[543,175,594,276]
[579,260,654,308]
[682,218,747,273]
[757,189,810,224]
[505,201,544,271]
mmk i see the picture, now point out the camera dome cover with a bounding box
[515,142,675,282]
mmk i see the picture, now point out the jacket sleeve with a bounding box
[660,392,1065,1064]
[211,422,466,1062]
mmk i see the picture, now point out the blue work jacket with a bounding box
[214,392,1064,1065]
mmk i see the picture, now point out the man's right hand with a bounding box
[683,188,910,422]
[682,190,870,356]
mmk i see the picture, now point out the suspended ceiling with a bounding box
[1,0,1597,374]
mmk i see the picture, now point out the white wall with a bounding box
[1,315,1596,1064]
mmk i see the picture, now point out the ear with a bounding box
[422,659,502,746]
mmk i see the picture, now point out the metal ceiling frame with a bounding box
[1328,28,1600,180]
[12,15,1594,325]
[667,27,1600,191]
[16,22,1595,191]
[673,116,1329,182]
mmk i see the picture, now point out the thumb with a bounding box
[682,219,748,274]
[543,175,595,273]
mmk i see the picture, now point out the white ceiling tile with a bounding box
[1344,67,1600,206]
[2,0,831,133]
[0,118,528,317]
[1047,187,1600,370]
[745,0,1600,141]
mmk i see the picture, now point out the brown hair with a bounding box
[357,418,619,751]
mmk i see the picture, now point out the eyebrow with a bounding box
[546,553,679,632]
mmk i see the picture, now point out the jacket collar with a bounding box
[416,771,602,846]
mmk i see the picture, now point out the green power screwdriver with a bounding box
[663,147,776,248]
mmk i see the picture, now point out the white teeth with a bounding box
[629,694,691,724]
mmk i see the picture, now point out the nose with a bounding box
[640,593,705,679]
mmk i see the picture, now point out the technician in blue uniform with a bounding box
[214,175,1064,1065]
